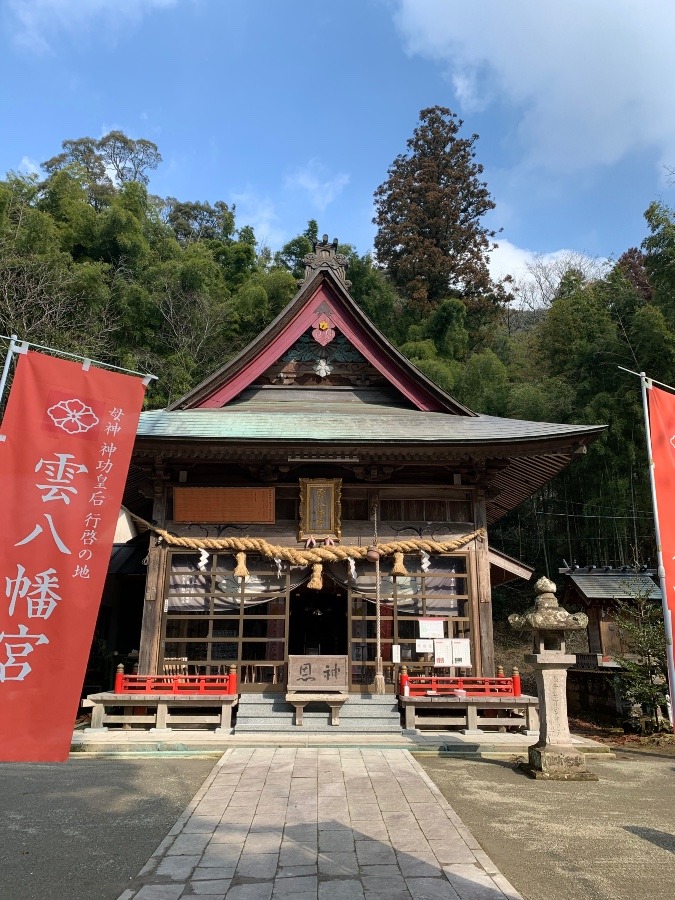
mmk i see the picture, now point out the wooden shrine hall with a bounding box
[120,236,603,700]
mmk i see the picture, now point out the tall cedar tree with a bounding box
[373,107,500,312]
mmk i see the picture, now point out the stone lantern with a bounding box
[509,576,598,780]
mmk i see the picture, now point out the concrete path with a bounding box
[118,748,522,900]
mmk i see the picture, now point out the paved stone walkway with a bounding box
[118,748,522,900]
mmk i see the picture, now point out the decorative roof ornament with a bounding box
[282,332,365,364]
[312,314,336,346]
[313,358,332,378]
[299,234,352,289]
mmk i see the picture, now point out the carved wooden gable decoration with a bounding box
[260,328,387,389]
[170,236,474,415]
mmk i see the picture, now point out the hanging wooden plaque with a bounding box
[173,487,275,523]
[298,478,341,540]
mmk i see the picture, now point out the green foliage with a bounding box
[399,339,438,361]
[614,589,668,725]
[345,251,403,340]
[455,349,509,416]
[489,245,669,573]
[410,358,462,394]
[165,198,235,246]
[425,298,469,360]
[373,105,508,331]
[643,201,675,318]
[43,131,162,188]
[507,378,575,423]
[629,304,675,385]
[275,219,318,279]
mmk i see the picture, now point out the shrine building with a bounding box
[120,237,603,696]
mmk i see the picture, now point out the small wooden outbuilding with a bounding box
[562,570,661,660]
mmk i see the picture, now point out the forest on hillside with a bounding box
[2,114,675,584]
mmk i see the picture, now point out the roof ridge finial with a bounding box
[299,234,351,289]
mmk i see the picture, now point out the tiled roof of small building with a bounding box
[568,573,661,601]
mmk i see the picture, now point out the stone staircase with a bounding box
[234,692,402,734]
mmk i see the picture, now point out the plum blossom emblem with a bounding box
[47,399,99,435]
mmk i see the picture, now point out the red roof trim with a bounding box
[194,282,447,411]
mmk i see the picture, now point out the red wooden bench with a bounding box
[82,665,239,732]
[401,673,521,697]
[398,667,539,733]
[113,670,237,694]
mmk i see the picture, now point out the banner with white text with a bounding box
[648,385,675,623]
[0,351,146,761]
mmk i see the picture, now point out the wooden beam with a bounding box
[138,479,167,675]
[474,493,495,676]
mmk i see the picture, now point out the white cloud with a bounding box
[490,240,608,306]
[488,240,538,285]
[18,156,40,176]
[285,160,350,212]
[392,0,675,175]
[8,0,179,53]
[231,191,286,252]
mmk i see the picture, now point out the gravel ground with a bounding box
[0,755,218,900]
[417,749,675,900]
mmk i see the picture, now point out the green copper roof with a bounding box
[137,406,602,445]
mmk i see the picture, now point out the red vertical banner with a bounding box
[648,386,675,620]
[0,351,147,761]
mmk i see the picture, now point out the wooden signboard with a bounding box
[298,478,341,540]
[173,487,275,523]
[287,655,348,691]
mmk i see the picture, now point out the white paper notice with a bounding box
[416,639,434,654]
[418,618,445,639]
[434,638,453,667]
[451,638,472,668]
[392,644,401,663]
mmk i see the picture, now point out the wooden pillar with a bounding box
[474,493,495,677]
[138,479,168,675]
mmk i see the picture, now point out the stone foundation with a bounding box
[520,743,599,780]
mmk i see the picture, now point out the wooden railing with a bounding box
[399,665,521,698]
[113,664,237,695]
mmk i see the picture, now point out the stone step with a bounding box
[237,705,398,711]
[238,693,398,703]
[236,712,400,725]
[235,721,402,733]
[234,693,402,734]
[237,713,400,726]
[237,703,400,722]
[339,706,399,719]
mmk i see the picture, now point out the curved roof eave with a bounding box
[136,408,605,448]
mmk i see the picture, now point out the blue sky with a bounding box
[1,0,674,283]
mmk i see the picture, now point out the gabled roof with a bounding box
[567,573,661,602]
[489,548,534,585]
[169,238,474,415]
[140,236,606,524]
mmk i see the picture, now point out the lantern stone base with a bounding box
[520,744,599,781]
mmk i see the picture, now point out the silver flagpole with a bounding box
[0,332,157,382]
[0,333,19,412]
[637,370,675,731]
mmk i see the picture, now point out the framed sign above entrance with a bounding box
[299,478,342,541]
[173,487,275,524]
